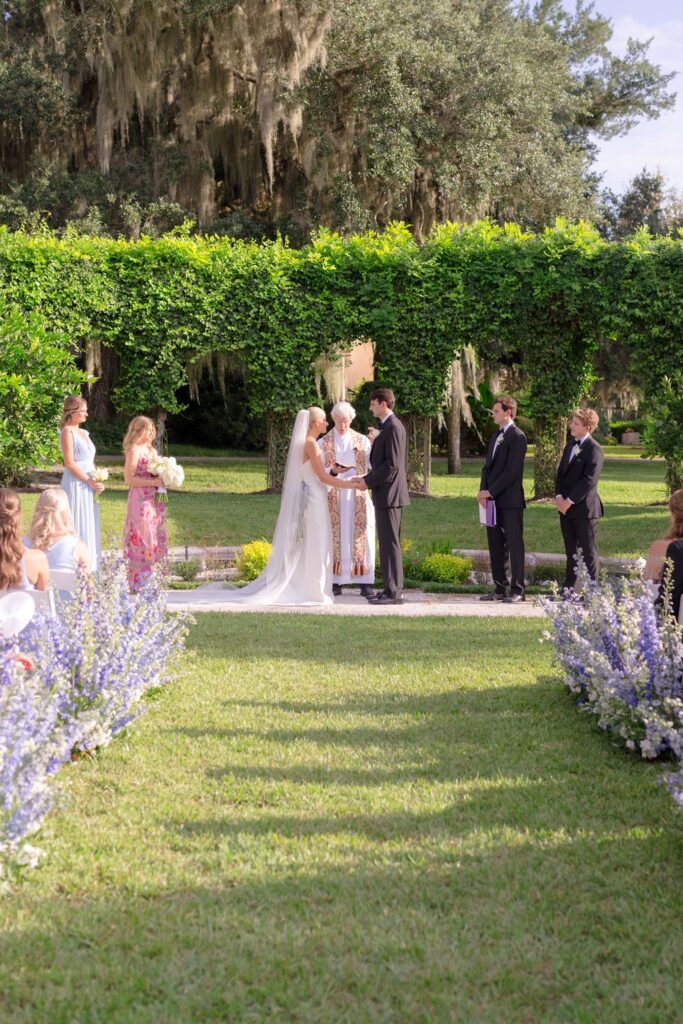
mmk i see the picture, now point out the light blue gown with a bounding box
[60,429,101,570]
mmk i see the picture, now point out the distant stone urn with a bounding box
[621,430,641,445]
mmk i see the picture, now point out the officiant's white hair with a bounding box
[308,406,326,426]
[331,401,355,421]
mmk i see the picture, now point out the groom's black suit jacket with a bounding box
[364,414,410,510]
[555,435,604,520]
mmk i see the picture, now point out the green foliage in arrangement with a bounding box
[236,539,272,581]
[0,303,90,485]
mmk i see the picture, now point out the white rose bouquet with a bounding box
[89,466,109,502]
[147,453,185,504]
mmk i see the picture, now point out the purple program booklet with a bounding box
[479,499,497,527]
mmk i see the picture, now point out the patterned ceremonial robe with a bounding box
[320,428,376,584]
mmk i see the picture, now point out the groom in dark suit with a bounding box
[355,387,409,604]
[477,396,527,603]
[555,407,604,590]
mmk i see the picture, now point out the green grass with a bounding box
[1,615,682,1022]
[97,444,259,458]
[23,455,671,558]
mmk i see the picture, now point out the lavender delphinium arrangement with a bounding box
[0,656,71,882]
[0,555,187,878]
[20,554,188,753]
[543,558,683,806]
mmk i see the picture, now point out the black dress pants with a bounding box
[486,508,525,595]
[560,515,598,590]
[375,506,404,597]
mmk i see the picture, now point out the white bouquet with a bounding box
[147,453,185,504]
[89,466,109,502]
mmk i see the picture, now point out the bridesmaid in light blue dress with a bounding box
[59,395,104,570]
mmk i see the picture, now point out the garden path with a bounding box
[165,582,546,617]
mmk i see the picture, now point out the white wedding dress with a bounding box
[222,411,334,606]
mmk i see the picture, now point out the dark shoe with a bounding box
[503,593,526,604]
[366,590,386,602]
[332,584,342,597]
[479,592,506,602]
[373,593,404,605]
[359,585,375,598]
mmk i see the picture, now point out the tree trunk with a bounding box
[447,384,462,475]
[155,408,168,453]
[533,415,567,498]
[86,343,118,423]
[403,413,431,494]
[665,458,683,495]
[266,413,293,492]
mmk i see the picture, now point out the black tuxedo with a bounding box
[555,434,604,589]
[479,422,527,596]
[660,538,683,622]
[364,414,409,598]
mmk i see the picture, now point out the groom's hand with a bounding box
[352,476,368,490]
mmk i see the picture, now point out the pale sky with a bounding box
[585,0,683,193]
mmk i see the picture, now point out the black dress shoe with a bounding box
[332,584,342,596]
[503,593,526,604]
[366,590,385,602]
[359,585,375,598]
[479,592,506,602]
[373,593,404,605]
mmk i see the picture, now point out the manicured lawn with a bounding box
[1,615,681,1022]
[22,455,671,559]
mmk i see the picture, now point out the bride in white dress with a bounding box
[223,407,356,606]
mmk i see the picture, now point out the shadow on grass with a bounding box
[2,829,683,1023]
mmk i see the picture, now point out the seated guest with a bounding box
[27,487,91,575]
[0,489,49,592]
[644,489,683,621]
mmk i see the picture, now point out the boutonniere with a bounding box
[494,432,505,448]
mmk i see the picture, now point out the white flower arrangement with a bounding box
[147,454,185,504]
[89,466,109,502]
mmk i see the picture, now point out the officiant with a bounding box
[320,402,376,597]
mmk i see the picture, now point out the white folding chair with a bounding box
[49,570,78,594]
[26,589,56,617]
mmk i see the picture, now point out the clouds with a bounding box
[594,16,683,191]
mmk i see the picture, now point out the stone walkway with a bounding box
[165,582,546,617]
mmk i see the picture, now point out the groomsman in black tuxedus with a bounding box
[354,387,410,605]
[555,407,604,591]
[478,396,527,604]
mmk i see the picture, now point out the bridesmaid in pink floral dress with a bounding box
[122,416,168,591]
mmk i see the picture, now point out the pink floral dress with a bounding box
[123,454,168,591]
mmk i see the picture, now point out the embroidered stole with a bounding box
[321,430,368,576]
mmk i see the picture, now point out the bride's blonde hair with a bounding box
[29,487,75,550]
[308,406,326,428]
[123,416,156,452]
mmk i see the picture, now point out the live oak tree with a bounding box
[0,0,674,239]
